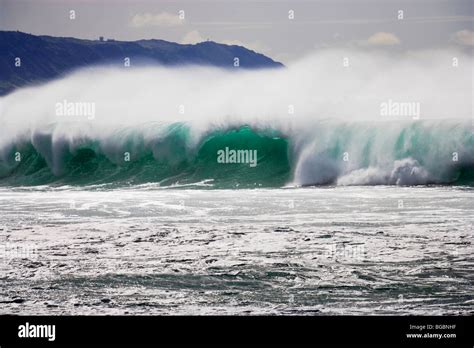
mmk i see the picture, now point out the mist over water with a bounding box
[0,49,472,187]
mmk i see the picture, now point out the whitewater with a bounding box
[0,49,473,316]
[0,49,472,187]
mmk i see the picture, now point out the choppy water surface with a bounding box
[0,186,473,315]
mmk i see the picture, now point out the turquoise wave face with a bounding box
[0,121,473,188]
[0,125,291,188]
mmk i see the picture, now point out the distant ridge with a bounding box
[0,31,283,96]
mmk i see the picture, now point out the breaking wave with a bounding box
[0,121,472,188]
[0,49,472,187]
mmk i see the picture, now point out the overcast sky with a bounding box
[0,0,472,63]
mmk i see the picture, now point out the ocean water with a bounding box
[0,50,473,315]
[1,185,472,315]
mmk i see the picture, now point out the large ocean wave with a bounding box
[0,49,472,188]
[0,121,472,187]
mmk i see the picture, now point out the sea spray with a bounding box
[0,49,472,187]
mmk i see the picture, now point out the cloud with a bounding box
[181,30,205,44]
[367,32,401,46]
[452,30,474,46]
[130,12,184,27]
[302,15,473,25]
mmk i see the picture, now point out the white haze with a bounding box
[1,49,472,128]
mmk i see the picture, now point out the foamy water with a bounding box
[1,186,472,315]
